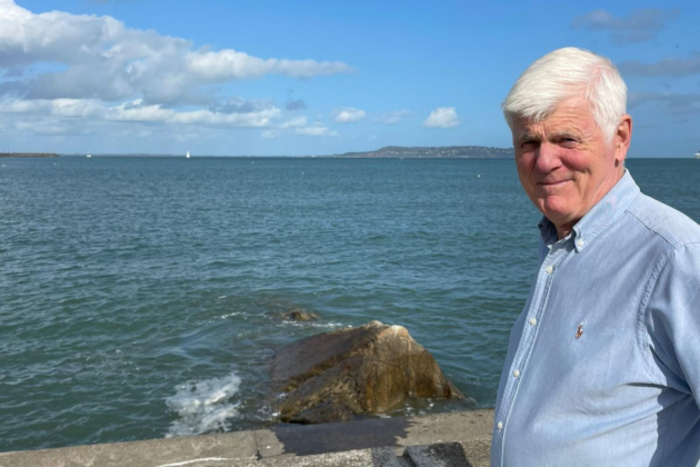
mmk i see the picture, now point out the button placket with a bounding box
[497,250,563,456]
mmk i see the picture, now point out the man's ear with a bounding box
[615,115,632,165]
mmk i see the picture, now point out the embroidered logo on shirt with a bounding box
[575,323,584,340]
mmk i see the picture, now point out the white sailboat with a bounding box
[86,154,92,158]
[186,151,191,159]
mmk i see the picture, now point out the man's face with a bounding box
[511,97,630,237]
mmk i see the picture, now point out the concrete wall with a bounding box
[0,409,494,467]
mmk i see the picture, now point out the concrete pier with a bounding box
[0,409,493,467]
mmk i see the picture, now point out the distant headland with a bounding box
[332,146,514,159]
[0,152,59,158]
[0,147,516,158]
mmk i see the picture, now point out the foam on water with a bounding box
[165,371,242,438]
[277,320,346,329]
[219,312,243,319]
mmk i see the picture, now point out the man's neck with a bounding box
[556,224,575,240]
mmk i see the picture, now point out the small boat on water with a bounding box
[186,151,191,159]
[86,154,92,158]
[695,150,700,159]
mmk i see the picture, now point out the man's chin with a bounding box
[538,203,576,226]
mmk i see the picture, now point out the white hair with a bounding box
[502,47,627,142]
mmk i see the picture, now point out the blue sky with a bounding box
[0,0,698,156]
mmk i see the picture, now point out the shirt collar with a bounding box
[538,169,640,252]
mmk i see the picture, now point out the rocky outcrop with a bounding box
[282,309,319,322]
[335,145,513,159]
[270,321,464,424]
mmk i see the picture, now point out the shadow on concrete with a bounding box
[273,416,411,457]
[402,442,475,467]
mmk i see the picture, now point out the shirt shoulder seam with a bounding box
[625,206,676,248]
[626,195,700,249]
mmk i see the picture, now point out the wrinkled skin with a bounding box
[510,97,632,238]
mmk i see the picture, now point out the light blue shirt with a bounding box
[491,171,700,466]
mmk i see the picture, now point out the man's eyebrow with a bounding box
[517,132,541,142]
[552,129,579,139]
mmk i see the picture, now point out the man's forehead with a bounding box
[510,112,595,139]
[512,126,583,142]
[511,116,543,132]
[510,117,551,138]
[510,97,595,132]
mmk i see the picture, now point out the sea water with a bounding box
[1,157,698,452]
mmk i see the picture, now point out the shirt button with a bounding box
[577,239,585,247]
[513,369,520,378]
[529,318,537,326]
[497,422,503,430]
[545,265,553,274]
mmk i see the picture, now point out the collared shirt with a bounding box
[491,171,700,467]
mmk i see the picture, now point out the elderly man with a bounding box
[492,47,700,466]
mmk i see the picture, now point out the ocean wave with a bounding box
[219,312,243,319]
[165,371,242,438]
[277,320,347,329]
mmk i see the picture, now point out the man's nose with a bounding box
[534,142,562,173]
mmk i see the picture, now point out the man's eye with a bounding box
[560,138,578,147]
[521,141,537,148]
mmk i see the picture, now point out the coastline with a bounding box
[0,153,58,158]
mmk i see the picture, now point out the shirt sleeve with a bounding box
[644,242,700,399]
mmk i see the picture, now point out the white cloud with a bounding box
[168,108,279,127]
[0,0,358,144]
[423,107,459,128]
[375,110,411,125]
[0,98,104,118]
[278,116,308,128]
[0,97,282,128]
[209,97,275,114]
[7,112,100,137]
[106,100,174,123]
[186,51,350,81]
[331,107,366,123]
[16,120,69,135]
[571,8,679,45]
[294,123,338,137]
[0,0,353,105]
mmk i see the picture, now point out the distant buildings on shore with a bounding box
[0,152,58,158]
